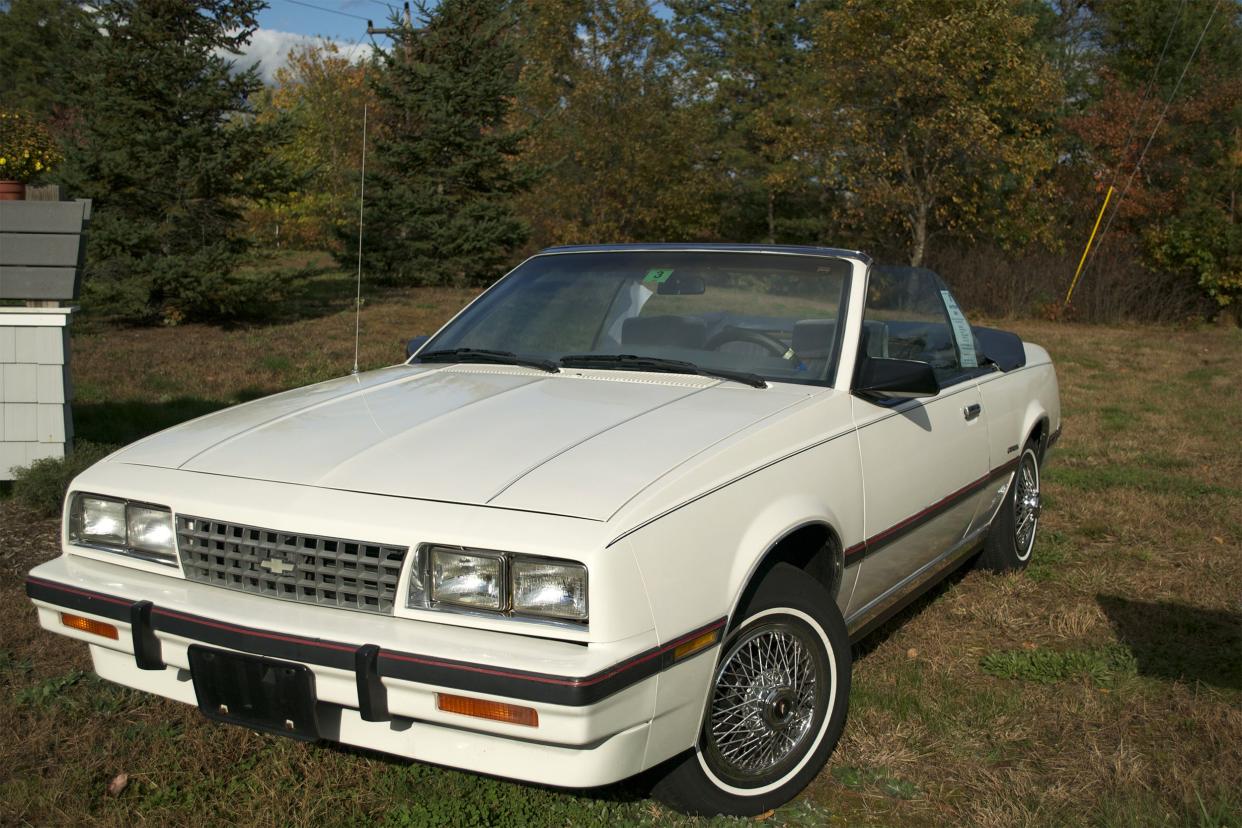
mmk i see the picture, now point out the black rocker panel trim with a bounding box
[25,576,724,707]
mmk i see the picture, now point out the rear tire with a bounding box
[976,440,1042,572]
[651,563,851,816]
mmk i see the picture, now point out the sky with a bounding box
[236,0,393,81]
[237,0,673,82]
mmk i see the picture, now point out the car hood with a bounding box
[111,364,816,521]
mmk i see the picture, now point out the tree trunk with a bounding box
[766,190,776,245]
[899,138,929,267]
[910,199,928,267]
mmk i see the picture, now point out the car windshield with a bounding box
[421,251,853,387]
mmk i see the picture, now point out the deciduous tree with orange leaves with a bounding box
[251,41,375,249]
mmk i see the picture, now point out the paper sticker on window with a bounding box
[940,290,978,368]
[643,268,674,284]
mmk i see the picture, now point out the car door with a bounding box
[846,267,992,616]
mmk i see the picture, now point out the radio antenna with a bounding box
[351,103,368,375]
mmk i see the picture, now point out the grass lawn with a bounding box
[1,259,1240,826]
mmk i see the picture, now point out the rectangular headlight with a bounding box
[71,495,126,546]
[410,545,589,624]
[68,493,177,566]
[126,505,176,559]
[511,558,588,621]
[430,547,505,610]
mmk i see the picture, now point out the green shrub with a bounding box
[11,441,117,517]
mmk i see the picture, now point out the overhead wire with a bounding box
[277,0,371,22]
[1095,0,1187,199]
[1075,0,1223,293]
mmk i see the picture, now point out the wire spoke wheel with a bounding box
[704,620,826,784]
[654,566,850,816]
[1013,449,1041,559]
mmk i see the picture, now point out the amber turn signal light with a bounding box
[672,628,721,661]
[436,693,538,727]
[60,612,119,640]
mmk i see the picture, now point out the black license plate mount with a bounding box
[188,645,319,741]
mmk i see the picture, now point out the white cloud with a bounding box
[227,29,362,83]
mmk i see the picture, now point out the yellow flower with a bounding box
[0,157,6,166]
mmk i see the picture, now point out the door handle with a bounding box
[963,403,982,421]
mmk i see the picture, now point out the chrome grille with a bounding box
[176,516,408,615]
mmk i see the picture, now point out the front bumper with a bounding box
[27,555,722,788]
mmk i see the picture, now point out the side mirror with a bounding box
[405,335,430,359]
[854,356,940,401]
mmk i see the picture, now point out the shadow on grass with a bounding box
[73,398,234,446]
[258,269,361,326]
[244,265,412,328]
[1097,595,1242,691]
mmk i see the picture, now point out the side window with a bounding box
[862,267,980,386]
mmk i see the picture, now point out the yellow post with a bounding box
[1064,185,1115,307]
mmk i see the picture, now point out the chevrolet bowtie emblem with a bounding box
[260,557,294,576]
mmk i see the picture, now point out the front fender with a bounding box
[617,434,863,771]
[618,435,863,646]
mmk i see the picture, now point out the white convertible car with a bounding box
[26,244,1059,815]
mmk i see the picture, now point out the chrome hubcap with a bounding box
[706,623,820,778]
[1014,451,1040,557]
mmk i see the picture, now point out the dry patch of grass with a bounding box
[824,319,1242,827]
[1,290,1240,826]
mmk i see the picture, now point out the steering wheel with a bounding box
[706,327,795,360]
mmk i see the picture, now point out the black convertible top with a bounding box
[972,326,1027,372]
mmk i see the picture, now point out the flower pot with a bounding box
[0,180,26,201]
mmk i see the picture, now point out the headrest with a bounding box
[792,319,836,359]
[621,315,708,350]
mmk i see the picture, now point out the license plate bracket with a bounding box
[188,645,319,741]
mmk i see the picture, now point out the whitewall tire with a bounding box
[976,439,1042,572]
[651,563,851,816]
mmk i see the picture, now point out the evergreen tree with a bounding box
[514,0,716,246]
[669,0,826,244]
[60,0,289,322]
[359,0,530,286]
[0,0,98,123]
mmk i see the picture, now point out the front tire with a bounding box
[651,564,851,816]
[976,440,1042,572]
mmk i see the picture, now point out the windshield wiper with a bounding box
[417,348,560,373]
[559,354,767,389]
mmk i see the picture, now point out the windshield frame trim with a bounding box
[535,244,872,264]
[413,247,863,390]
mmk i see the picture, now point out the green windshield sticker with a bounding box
[940,290,979,368]
[643,268,675,284]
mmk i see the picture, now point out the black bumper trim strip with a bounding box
[28,577,130,621]
[130,600,164,670]
[355,644,388,721]
[26,576,724,707]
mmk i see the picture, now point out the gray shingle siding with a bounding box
[0,313,74,480]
